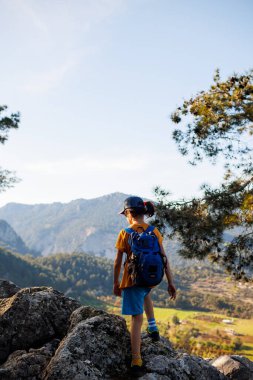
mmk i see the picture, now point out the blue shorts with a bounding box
[121,286,151,315]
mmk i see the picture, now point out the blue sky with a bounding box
[0,0,252,205]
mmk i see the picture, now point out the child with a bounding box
[113,196,176,377]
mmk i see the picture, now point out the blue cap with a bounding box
[119,196,145,215]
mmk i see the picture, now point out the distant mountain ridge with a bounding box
[0,193,132,258]
[0,220,37,256]
[0,193,192,266]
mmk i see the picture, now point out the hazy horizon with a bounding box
[0,191,131,207]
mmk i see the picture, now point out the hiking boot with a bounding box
[129,365,144,378]
[146,327,160,342]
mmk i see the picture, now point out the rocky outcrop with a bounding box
[211,355,253,379]
[0,285,80,363]
[44,307,130,379]
[0,281,253,380]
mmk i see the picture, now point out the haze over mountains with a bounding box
[0,193,137,258]
[0,192,237,269]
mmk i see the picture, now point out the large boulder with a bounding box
[211,355,253,379]
[138,334,226,380]
[44,306,131,379]
[145,353,226,379]
[0,285,80,363]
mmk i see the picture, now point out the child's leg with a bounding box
[144,292,154,320]
[131,313,143,366]
[144,292,159,336]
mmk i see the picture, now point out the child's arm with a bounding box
[160,243,177,300]
[113,249,123,297]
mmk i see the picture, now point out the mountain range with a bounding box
[0,192,184,264]
[0,193,128,258]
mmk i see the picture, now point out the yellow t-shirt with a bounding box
[115,223,163,289]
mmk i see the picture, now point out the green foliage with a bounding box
[155,70,253,280]
[172,315,180,325]
[0,105,20,192]
[0,105,19,144]
[37,252,114,300]
[0,247,60,288]
[171,69,253,168]
[231,337,243,351]
[0,248,111,308]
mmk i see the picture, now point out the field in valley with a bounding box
[107,304,253,360]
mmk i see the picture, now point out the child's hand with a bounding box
[168,283,176,300]
[113,282,122,297]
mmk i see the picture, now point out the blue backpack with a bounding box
[125,225,166,287]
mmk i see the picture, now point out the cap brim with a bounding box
[119,209,125,215]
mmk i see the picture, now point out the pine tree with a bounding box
[155,70,253,281]
[0,105,20,192]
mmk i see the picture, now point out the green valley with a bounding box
[108,305,253,360]
[1,246,253,360]
[1,247,252,318]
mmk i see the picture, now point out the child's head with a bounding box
[120,196,155,221]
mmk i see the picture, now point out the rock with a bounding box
[44,306,131,380]
[0,340,59,380]
[141,333,175,358]
[141,351,226,380]
[211,354,253,379]
[0,279,20,298]
[69,305,107,331]
[0,286,80,363]
[140,335,226,379]
[138,375,172,380]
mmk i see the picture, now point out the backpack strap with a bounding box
[125,227,135,234]
[124,227,135,265]
[125,226,155,234]
[145,225,155,233]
